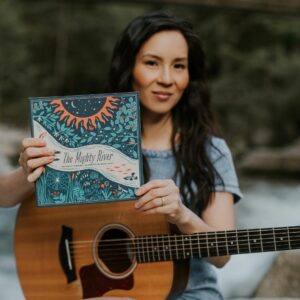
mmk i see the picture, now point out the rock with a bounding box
[239,140,300,174]
[254,250,300,297]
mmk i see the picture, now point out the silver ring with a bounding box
[161,197,165,207]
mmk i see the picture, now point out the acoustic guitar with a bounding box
[15,197,300,300]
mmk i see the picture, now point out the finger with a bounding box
[137,196,168,212]
[21,138,47,151]
[140,205,165,215]
[27,166,45,182]
[18,152,26,168]
[26,155,55,170]
[19,152,33,174]
[135,186,171,209]
[136,179,171,196]
[22,146,55,161]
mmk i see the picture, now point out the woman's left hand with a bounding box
[135,179,187,224]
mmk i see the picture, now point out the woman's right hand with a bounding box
[19,137,55,182]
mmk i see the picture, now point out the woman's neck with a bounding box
[141,111,173,150]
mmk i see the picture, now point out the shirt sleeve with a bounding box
[207,137,243,203]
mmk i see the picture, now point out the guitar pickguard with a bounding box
[79,263,134,298]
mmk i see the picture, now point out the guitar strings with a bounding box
[69,233,300,253]
[69,234,300,250]
[63,227,300,261]
[66,237,300,261]
[67,234,300,257]
[70,240,300,257]
[66,241,300,263]
[70,236,300,250]
[68,227,300,246]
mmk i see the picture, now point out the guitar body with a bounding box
[15,198,188,300]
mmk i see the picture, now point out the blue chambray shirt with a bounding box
[142,137,242,300]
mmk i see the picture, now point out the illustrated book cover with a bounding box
[29,92,143,207]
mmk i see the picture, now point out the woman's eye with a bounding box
[145,60,157,67]
[174,64,186,70]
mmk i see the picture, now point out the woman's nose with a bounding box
[157,67,173,86]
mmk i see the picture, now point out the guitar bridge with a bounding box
[59,225,77,283]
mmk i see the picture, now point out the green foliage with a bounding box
[0,2,299,153]
[0,0,30,121]
[0,1,150,124]
[176,9,300,152]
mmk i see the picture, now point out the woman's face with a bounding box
[132,30,189,116]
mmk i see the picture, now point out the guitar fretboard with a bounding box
[134,226,300,263]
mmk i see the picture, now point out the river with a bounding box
[0,176,300,299]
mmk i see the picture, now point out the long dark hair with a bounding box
[106,11,221,213]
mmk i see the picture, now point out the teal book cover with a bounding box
[29,92,143,207]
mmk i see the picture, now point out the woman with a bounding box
[4,11,242,299]
[0,168,35,207]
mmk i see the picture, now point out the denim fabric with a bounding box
[142,137,242,300]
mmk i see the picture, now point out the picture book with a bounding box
[29,92,143,207]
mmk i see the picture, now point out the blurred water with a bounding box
[0,205,24,300]
[0,177,299,299]
[218,177,300,299]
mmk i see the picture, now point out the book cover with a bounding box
[29,92,143,207]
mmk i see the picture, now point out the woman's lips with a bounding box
[152,91,173,101]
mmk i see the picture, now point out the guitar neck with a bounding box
[135,226,300,263]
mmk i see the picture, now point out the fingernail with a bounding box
[135,202,140,208]
[135,188,141,195]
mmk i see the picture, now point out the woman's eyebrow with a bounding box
[141,54,162,60]
[141,54,188,61]
[174,57,188,62]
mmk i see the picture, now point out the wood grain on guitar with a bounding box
[15,197,300,299]
[15,197,187,300]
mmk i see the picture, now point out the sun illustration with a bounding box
[50,96,119,130]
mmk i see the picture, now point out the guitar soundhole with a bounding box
[93,224,137,279]
[99,228,133,273]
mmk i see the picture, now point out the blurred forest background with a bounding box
[1,1,300,299]
[0,0,299,160]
